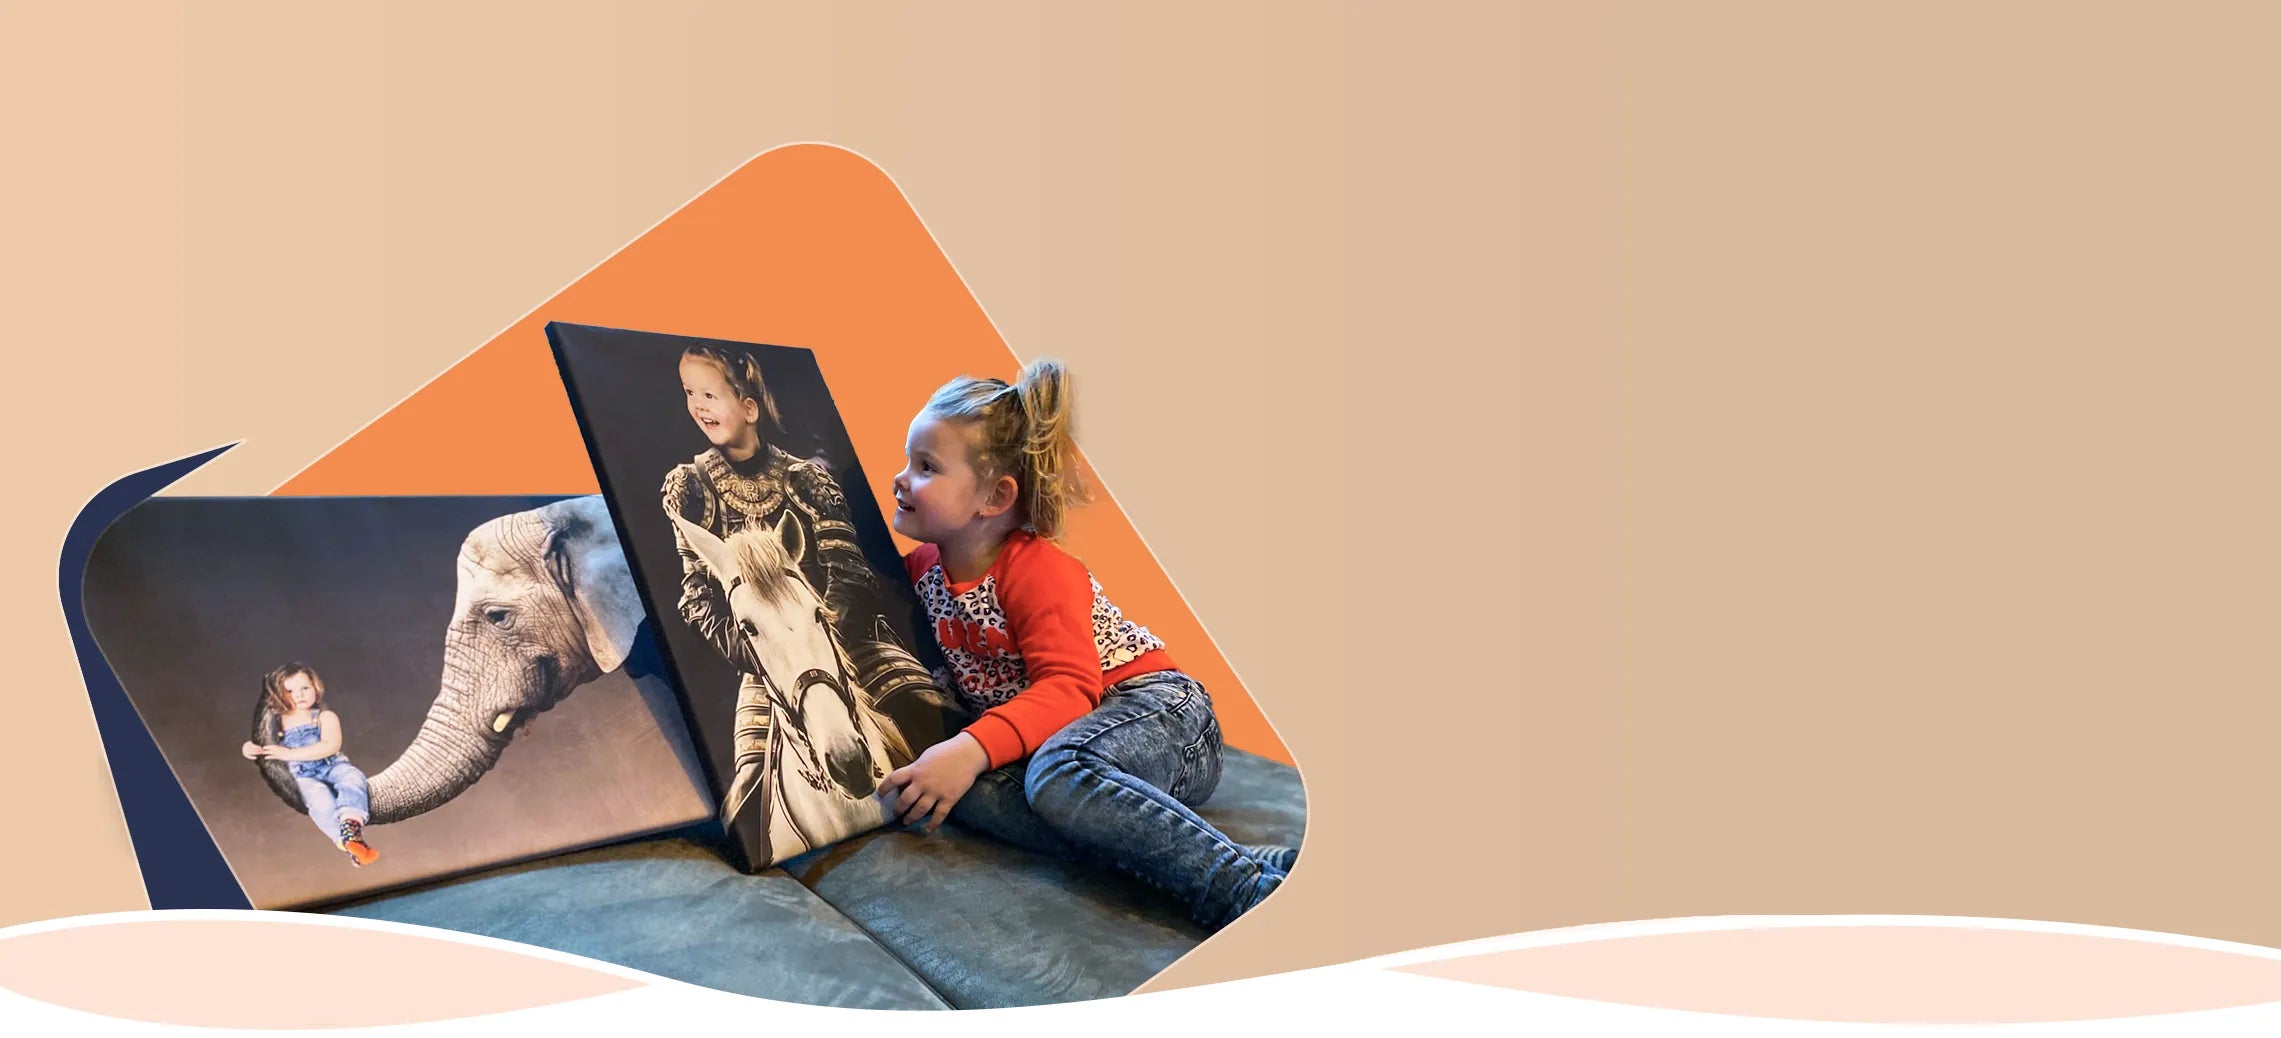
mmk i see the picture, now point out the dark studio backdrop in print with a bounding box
[82,495,712,909]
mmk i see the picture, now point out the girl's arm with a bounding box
[671,519,760,670]
[663,468,765,674]
[788,461,880,619]
[262,711,345,762]
[960,546,1105,770]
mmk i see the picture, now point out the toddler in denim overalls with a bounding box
[278,718,371,849]
[242,663,379,867]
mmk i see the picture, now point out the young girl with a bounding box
[661,344,943,848]
[877,359,1295,931]
[239,662,379,867]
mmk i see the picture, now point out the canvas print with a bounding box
[82,494,714,909]
[547,322,961,870]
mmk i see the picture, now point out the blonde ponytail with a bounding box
[1012,358,1088,541]
[921,357,1091,541]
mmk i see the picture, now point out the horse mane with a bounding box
[724,524,823,615]
[722,521,911,765]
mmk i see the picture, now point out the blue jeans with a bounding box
[293,758,370,843]
[947,670,1285,930]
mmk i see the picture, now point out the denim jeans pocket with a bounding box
[1129,673,1195,712]
[1173,707,1223,805]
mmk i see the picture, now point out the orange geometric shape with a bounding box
[275,144,1289,765]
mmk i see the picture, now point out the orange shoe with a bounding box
[339,820,379,867]
[343,838,379,867]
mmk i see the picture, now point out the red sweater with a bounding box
[906,532,1177,769]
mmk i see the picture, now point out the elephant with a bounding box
[251,495,646,826]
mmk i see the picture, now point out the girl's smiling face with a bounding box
[892,415,992,542]
[680,356,761,452]
[282,672,318,711]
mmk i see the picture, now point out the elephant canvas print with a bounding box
[547,321,962,871]
[82,494,715,910]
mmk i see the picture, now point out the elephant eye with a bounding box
[485,606,514,628]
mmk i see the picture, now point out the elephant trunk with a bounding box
[365,646,513,825]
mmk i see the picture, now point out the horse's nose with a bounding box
[826,743,877,798]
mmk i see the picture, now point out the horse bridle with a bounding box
[735,581,877,799]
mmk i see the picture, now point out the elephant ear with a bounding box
[540,496,644,674]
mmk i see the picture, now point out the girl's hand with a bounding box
[239,741,263,760]
[878,733,992,833]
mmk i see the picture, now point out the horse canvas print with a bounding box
[547,322,962,870]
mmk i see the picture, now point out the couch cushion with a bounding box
[782,747,1305,1008]
[327,832,951,1009]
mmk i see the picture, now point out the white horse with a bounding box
[669,511,913,863]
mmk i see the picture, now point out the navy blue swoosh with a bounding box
[61,443,251,911]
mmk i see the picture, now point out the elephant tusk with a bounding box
[492,712,514,734]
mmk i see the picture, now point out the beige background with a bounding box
[5,0,2278,996]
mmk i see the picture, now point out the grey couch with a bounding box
[327,748,1304,1009]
